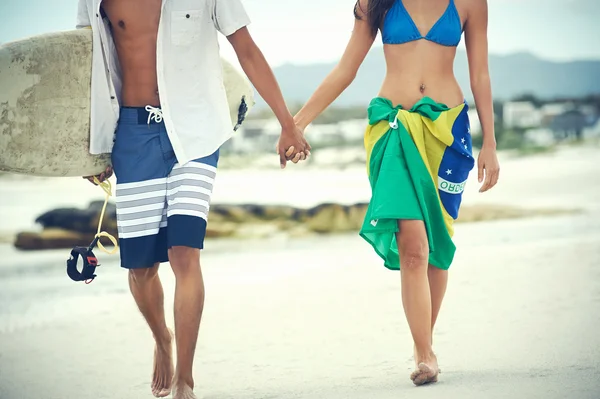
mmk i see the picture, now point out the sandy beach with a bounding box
[1,145,599,399]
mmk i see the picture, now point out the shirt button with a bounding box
[111,96,115,100]
[186,14,190,18]
[96,13,99,17]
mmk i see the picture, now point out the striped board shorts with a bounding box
[111,106,219,269]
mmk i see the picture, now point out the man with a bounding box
[76,1,309,398]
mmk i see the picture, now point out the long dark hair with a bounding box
[354,0,396,37]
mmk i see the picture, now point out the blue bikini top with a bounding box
[382,0,463,47]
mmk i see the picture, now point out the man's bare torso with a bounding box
[102,0,162,107]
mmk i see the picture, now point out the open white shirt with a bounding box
[76,0,251,166]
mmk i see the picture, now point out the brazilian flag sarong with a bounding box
[360,96,475,270]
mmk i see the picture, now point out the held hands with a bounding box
[277,122,311,169]
[83,166,113,185]
[477,144,500,193]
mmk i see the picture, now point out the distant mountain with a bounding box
[253,49,600,109]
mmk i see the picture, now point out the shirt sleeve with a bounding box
[76,0,91,29]
[212,0,251,37]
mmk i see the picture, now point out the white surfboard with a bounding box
[0,29,254,177]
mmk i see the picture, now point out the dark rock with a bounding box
[305,203,366,233]
[34,201,117,234]
[88,200,117,218]
[17,200,574,250]
[14,229,95,250]
[35,207,97,233]
[205,223,237,238]
[20,201,372,250]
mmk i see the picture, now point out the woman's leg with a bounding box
[396,220,439,385]
[414,266,448,364]
[428,265,449,339]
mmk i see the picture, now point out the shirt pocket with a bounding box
[170,10,203,46]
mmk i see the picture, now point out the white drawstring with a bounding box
[145,105,163,125]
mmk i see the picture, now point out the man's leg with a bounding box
[113,106,177,397]
[168,247,205,396]
[164,149,219,399]
[129,264,174,398]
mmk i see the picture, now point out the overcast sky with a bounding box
[0,0,598,66]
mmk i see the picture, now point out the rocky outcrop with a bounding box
[302,203,368,233]
[35,200,117,233]
[14,200,576,250]
[15,229,97,250]
[16,200,119,250]
[14,201,371,250]
[208,203,369,234]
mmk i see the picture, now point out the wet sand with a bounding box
[0,145,599,398]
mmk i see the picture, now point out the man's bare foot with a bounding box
[410,351,439,386]
[172,382,197,399]
[152,329,174,398]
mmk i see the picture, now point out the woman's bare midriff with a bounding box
[378,40,464,109]
[102,0,162,107]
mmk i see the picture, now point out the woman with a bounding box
[293,0,500,386]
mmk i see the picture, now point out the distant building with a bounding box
[541,103,572,117]
[467,109,481,136]
[223,119,280,154]
[305,119,366,146]
[223,117,368,154]
[503,101,541,128]
[550,109,588,141]
[226,98,599,154]
[305,123,342,145]
[539,102,575,126]
[524,128,556,146]
[583,117,600,139]
[337,119,368,142]
[578,104,598,118]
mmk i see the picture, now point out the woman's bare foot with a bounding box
[413,345,442,373]
[410,351,439,386]
[172,380,197,399]
[152,329,174,398]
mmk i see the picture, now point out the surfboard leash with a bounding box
[66,177,119,284]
